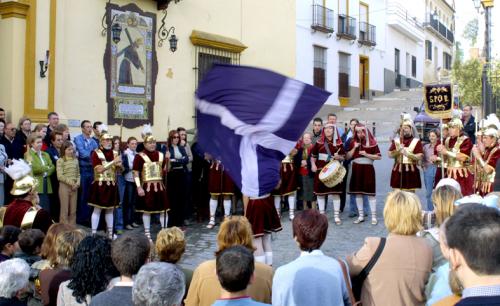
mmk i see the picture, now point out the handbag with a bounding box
[351,237,386,302]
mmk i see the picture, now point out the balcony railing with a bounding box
[311,4,334,33]
[446,29,454,43]
[359,22,376,46]
[337,14,356,40]
[425,13,454,44]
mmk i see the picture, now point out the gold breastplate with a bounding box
[140,152,164,182]
[445,136,469,168]
[395,138,419,165]
[94,150,117,184]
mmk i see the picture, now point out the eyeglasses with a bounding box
[172,136,179,139]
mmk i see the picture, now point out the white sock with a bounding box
[265,252,273,266]
[356,196,364,217]
[333,198,341,212]
[255,255,266,263]
[91,208,101,234]
[274,196,281,213]
[159,212,168,229]
[317,196,326,213]
[105,210,114,235]
[369,197,377,217]
[223,199,231,217]
[288,194,296,212]
[209,198,218,217]
[142,213,151,238]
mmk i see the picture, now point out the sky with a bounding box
[454,0,499,60]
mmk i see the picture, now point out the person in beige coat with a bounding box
[347,190,433,306]
[184,216,273,306]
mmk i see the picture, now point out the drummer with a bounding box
[346,123,381,225]
[311,123,345,225]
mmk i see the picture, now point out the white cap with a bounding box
[435,178,462,194]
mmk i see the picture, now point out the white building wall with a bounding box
[296,0,386,106]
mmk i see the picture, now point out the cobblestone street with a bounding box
[176,141,426,270]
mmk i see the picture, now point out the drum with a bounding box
[319,160,346,188]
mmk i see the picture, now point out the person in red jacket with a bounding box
[1,159,52,233]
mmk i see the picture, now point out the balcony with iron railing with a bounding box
[337,14,356,40]
[425,13,454,45]
[386,1,424,42]
[358,22,376,46]
[311,4,334,33]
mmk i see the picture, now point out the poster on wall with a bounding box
[104,3,158,128]
[424,83,453,119]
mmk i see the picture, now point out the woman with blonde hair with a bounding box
[39,229,85,306]
[347,190,433,306]
[420,184,462,270]
[155,227,192,297]
[184,216,273,306]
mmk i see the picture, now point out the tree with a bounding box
[463,18,479,47]
[454,41,464,65]
[452,59,482,105]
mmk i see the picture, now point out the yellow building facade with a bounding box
[0,0,296,140]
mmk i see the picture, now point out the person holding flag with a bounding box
[195,64,333,265]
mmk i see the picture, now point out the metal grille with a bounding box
[194,46,241,87]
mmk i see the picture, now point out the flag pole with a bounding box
[440,118,444,179]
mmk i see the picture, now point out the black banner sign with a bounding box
[424,83,453,119]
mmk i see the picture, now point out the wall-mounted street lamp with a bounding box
[158,10,178,51]
[111,22,122,44]
[39,50,49,78]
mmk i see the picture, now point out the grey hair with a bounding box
[0,258,30,298]
[132,262,185,306]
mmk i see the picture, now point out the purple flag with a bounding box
[196,64,334,197]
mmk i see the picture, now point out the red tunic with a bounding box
[389,137,423,190]
[347,142,380,196]
[476,145,500,196]
[88,149,118,209]
[132,150,169,213]
[445,136,474,196]
[3,199,52,233]
[311,138,346,195]
[245,195,282,237]
[207,161,235,196]
[272,162,298,196]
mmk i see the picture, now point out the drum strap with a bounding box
[323,141,332,162]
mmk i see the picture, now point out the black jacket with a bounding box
[463,115,476,144]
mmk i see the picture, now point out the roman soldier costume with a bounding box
[88,125,121,237]
[0,159,52,233]
[473,114,500,196]
[389,113,423,191]
[440,115,474,196]
[133,124,169,238]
